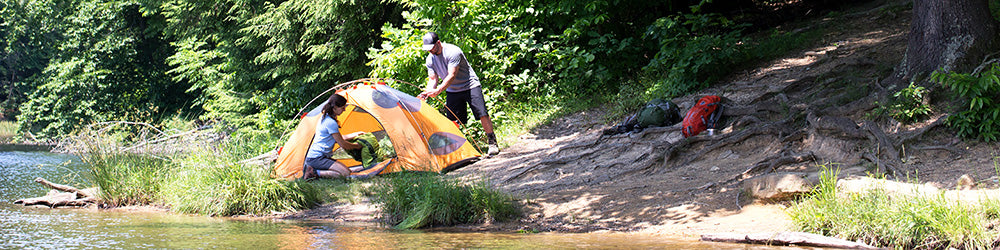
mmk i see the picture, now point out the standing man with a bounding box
[417,32,499,156]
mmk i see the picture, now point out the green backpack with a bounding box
[636,98,681,128]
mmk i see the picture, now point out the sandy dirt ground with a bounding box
[439,0,1000,239]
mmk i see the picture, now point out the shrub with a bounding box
[640,13,746,98]
[932,63,1000,141]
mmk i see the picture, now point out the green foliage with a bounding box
[368,0,694,143]
[6,0,402,139]
[0,0,79,120]
[789,167,997,249]
[14,0,195,138]
[932,63,1000,141]
[370,172,521,229]
[873,82,932,124]
[991,0,1000,21]
[641,12,746,98]
[152,0,404,134]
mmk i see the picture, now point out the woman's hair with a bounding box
[322,94,348,122]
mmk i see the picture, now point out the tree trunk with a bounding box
[892,0,998,86]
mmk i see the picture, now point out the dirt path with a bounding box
[447,0,998,238]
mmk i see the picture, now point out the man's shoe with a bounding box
[487,144,500,156]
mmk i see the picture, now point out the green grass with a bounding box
[78,136,171,206]
[0,121,15,143]
[789,167,999,249]
[73,127,325,215]
[159,132,322,216]
[158,163,321,216]
[370,172,521,229]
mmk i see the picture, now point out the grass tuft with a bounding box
[370,172,521,229]
[789,166,998,249]
[0,121,16,143]
[72,124,323,215]
[159,133,321,216]
[76,134,171,206]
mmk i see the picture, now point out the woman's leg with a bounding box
[305,157,351,178]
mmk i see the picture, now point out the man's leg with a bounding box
[445,90,470,125]
[468,87,499,155]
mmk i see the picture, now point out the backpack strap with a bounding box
[707,104,724,129]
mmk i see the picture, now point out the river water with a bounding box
[0,146,803,249]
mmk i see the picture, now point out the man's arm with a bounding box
[420,65,459,99]
[419,65,459,99]
[425,70,439,92]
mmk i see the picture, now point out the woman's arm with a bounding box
[333,131,364,150]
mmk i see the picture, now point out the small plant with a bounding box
[370,172,521,229]
[932,63,1000,141]
[874,82,932,124]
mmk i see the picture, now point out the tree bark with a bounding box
[892,0,998,86]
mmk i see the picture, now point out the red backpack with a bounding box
[682,95,723,137]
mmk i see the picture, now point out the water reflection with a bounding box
[0,146,800,249]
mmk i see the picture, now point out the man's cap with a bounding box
[422,32,439,51]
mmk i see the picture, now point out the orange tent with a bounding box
[273,79,481,179]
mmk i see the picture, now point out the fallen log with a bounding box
[34,177,93,198]
[701,232,879,249]
[14,178,97,208]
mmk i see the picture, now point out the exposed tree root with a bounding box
[894,114,948,146]
[911,145,964,155]
[741,151,818,179]
[674,115,799,167]
[861,121,906,178]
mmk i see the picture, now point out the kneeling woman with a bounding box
[305,94,365,179]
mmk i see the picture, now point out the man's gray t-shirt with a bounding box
[425,42,480,92]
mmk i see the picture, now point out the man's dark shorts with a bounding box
[445,87,488,124]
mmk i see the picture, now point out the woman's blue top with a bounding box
[306,115,340,159]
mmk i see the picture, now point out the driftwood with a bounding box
[238,149,279,167]
[701,232,880,249]
[13,178,97,208]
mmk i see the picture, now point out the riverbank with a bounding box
[348,0,996,241]
[14,0,1000,245]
